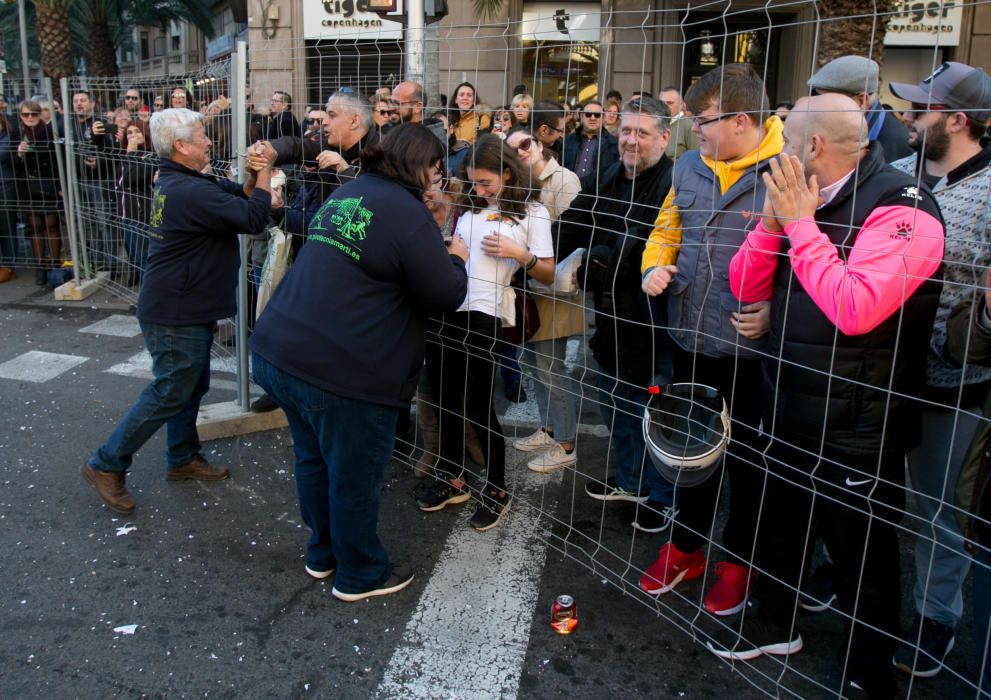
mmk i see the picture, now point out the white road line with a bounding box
[0,350,89,383]
[376,466,562,700]
[106,351,242,392]
[79,314,142,337]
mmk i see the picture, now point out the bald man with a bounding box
[709,94,946,698]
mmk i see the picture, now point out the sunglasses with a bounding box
[583,111,603,119]
[908,103,947,113]
[375,109,396,116]
[125,95,140,100]
[21,111,40,117]
[514,137,534,152]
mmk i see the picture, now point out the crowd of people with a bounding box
[42,56,990,699]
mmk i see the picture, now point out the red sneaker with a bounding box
[639,543,706,595]
[703,562,755,616]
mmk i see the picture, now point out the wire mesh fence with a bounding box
[7,1,991,696]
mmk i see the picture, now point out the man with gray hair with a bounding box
[82,108,276,515]
[555,95,677,532]
[808,55,912,163]
[270,90,378,198]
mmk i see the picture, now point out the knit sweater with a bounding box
[891,149,991,394]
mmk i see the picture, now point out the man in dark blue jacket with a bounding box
[561,100,619,183]
[82,108,275,515]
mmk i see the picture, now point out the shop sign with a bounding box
[521,3,601,43]
[884,0,962,46]
[304,0,404,41]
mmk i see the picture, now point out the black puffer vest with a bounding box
[763,143,944,462]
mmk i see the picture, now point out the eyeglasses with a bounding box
[544,124,565,134]
[125,95,140,101]
[692,112,737,127]
[514,137,534,152]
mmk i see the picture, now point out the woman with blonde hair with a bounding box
[603,97,621,135]
[511,93,533,127]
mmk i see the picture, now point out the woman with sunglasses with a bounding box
[13,100,62,285]
[417,134,556,531]
[504,129,584,472]
[371,95,396,133]
[490,106,517,138]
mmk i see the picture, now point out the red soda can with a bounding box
[550,594,578,634]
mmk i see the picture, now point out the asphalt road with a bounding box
[0,272,981,699]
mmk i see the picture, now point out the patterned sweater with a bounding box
[891,151,991,394]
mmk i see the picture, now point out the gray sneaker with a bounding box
[584,477,648,503]
[892,614,955,678]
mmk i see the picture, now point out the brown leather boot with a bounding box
[0,267,15,283]
[166,456,230,481]
[82,464,135,514]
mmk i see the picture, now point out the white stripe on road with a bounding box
[105,351,243,393]
[0,350,89,383]
[79,314,142,338]
[376,466,562,700]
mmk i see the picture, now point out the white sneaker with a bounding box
[513,428,557,452]
[527,444,577,473]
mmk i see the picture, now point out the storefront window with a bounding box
[521,3,600,105]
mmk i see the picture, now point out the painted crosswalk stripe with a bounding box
[0,350,89,383]
[105,351,243,392]
[376,467,562,699]
[79,314,142,338]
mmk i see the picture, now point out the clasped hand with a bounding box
[760,154,820,233]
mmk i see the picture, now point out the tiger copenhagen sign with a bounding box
[303,0,404,40]
[884,0,963,47]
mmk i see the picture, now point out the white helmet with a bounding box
[642,383,731,488]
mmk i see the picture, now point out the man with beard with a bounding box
[390,81,447,144]
[886,62,991,680]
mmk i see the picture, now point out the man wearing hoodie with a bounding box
[639,63,783,620]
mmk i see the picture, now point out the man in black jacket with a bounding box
[69,90,114,272]
[717,94,945,698]
[561,100,619,183]
[82,109,276,515]
[556,96,676,527]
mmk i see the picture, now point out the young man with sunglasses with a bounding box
[887,62,991,681]
[530,100,566,159]
[561,99,618,182]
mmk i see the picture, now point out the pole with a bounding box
[18,0,30,99]
[406,0,425,83]
[58,77,83,282]
[231,43,251,411]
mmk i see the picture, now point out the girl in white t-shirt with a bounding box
[418,134,555,532]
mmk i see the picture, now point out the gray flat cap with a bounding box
[808,56,879,95]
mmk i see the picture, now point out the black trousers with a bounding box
[424,311,506,490]
[755,437,904,691]
[668,350,766,565]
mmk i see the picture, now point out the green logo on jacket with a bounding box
[308,196,373,261]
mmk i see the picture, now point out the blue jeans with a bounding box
[252,353,398,594]
[121,219,149,278]
[90,321,213,472]
[596,371,674,505]
[906,406,979,628]
[974,545,991,697]
[522,336,578,444]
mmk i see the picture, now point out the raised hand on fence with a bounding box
[316,149,346,172]
[642,264,679,297]
[730,300,771,340]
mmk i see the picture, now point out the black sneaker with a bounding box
[332,564,414,602]
[892,614,955,678]
[705,602,803,661]
[632,500,678,533]
[250,393,278,413]
[798,562,837,612]
[585,477,649,503]
[416,478,471,512]
[469,487,511,532]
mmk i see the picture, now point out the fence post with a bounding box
[51,77,81,284]
[60,78,91,279]
[231,43,251,411]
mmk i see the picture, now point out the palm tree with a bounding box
[817,0,899,67]
[33,0,76,82]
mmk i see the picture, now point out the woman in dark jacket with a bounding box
[12,100,62,285]
[117,122,157,285]
[0,111,18,281]
[249,124,469,602]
